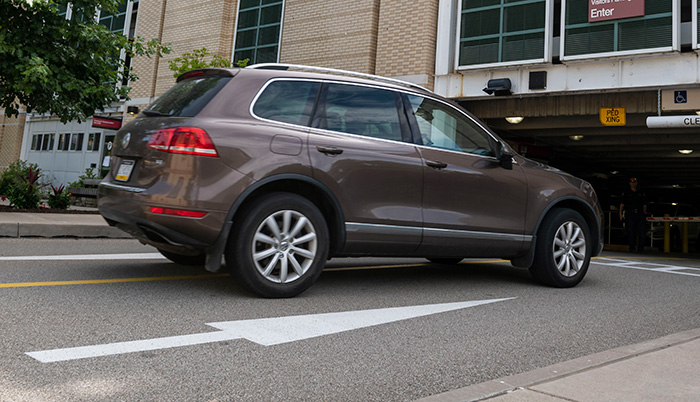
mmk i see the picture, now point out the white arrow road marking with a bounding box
[26,298,514,363]
[0,253,165,261]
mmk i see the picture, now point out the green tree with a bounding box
[168,47,248,78]
[1,0,171,123]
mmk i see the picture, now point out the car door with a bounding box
[308,82,424,254]
[404,94,529,256]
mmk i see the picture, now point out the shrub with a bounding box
[47,184,71,210]
[69,167,100,188]
[0,160,44,209]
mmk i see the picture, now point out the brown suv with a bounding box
[98,64,603,297]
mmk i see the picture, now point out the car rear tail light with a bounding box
[150,206,208,218]
[148,127,218,157]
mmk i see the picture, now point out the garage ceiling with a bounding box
[483,113,700,208]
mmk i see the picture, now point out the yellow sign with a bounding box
[600,108,626,126]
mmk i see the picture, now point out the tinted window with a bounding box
[407,95,494,156]
[314,83,403,142]
[253,80,319,125]
[146,76,232,117]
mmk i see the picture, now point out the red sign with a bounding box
[589,0,645,23]
[92,116,122,130]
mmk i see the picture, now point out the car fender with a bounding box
[204,173,346,272]
[511,195,603,269]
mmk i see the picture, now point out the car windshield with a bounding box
[145,76,232,117]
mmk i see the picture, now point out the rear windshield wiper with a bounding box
[142,110,172,117]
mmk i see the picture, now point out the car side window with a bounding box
[253,80,319,126]
[406,94,494,156]
[313,83,403,142]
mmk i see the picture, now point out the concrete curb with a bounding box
[0,214,131,239]
[416,327,700,401]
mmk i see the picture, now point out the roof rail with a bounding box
[247,63,434,94]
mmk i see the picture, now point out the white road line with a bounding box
[26,298,515,363]
[593,258,700,277]
[0,253,165,261]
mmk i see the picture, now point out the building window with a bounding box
[458,0,547,67]
[33,134,56,151]
[57,134,70,151]
[563,0,673,58]
[233,0,284,65]
[99,1,129,33]
[86,133,101,151]
[70,133,84,151]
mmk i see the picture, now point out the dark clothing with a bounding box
[621,190,646,213]
[625,212,646,252]
[621,189,646,252]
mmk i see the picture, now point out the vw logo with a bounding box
[121,133,131,149]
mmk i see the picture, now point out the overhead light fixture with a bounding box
[696,111,700,115]
[678,149,694,154]
[505,116,524,124]
[672,184,682,188]
[610,170,619,175]
[569,135,584,141]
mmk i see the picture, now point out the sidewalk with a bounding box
[0,206,128,238]
[417,327,700,402]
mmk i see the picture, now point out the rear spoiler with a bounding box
[175,68,240,83]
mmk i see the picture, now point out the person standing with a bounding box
[619,178,647,253]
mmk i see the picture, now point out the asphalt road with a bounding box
[1,239,699,401]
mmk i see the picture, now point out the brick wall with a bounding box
[280,0,381,74]
[375,0,439,89]
[0,112,25,172]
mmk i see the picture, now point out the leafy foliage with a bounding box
[68,167,100,188]
[48,184,72,209]
[0,160,44,209]
[168,47,249,78]
[1,0,171,123]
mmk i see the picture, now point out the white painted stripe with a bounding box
[594,258,700,277]
[26,298,515,363]
[0,253,165,261]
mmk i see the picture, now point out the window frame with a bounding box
[250,78,321,126]
[402,93,500,158]
[560,0,679,61]
[310,82,411,143]
[456,0,554,70]
[232,0,285,65]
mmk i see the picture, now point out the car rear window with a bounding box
[145,76,232,117]
[252,80,320,126]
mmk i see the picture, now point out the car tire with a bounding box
[158,249,206,266]
[227,193,329,298]
[529,208,591,288]
[426,257,463,265]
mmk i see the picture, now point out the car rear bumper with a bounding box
[98,182,228,253]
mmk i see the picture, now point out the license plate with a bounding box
[115,160,135,182]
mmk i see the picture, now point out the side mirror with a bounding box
[495,141,513,170]
[499,153,513,170]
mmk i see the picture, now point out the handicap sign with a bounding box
[675,90,687,104]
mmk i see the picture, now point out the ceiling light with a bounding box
[610,170,619,175]
[672,202,678,206]
[678,149,694,154]
[696,111,700,115]
[569,135,584,141]
[505,116,524,124]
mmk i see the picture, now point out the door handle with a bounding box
[316,146,343,155]
[425,160,447,169]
